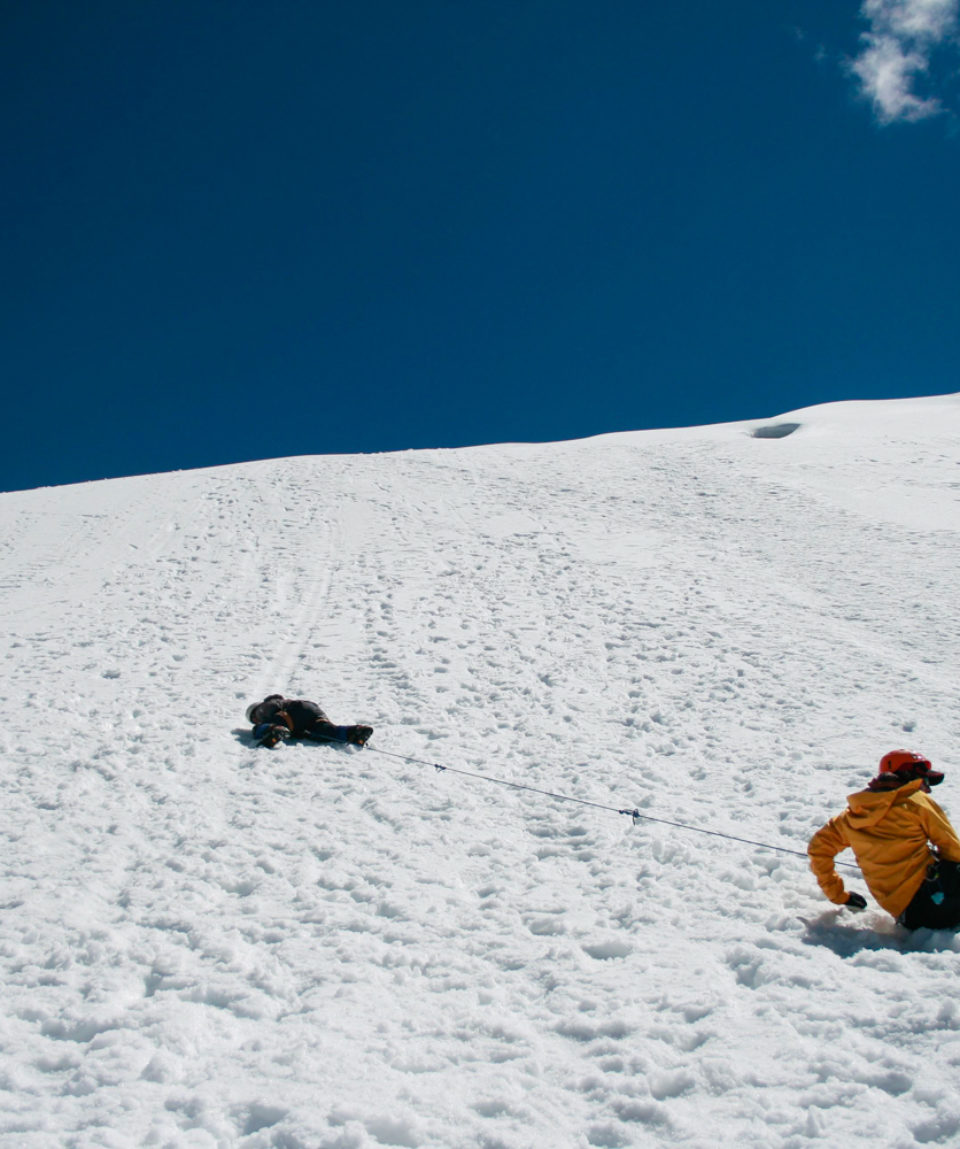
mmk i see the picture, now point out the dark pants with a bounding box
[898,861,960,930]
[302,720,353,743]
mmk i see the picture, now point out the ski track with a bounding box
[1,398,959,1147]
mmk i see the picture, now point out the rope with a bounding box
[361,744,862,872]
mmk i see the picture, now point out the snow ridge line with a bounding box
[360,743,861,871]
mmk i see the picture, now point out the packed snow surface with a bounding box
[2,394,960,1149]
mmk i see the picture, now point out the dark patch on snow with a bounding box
[750,422,801,439]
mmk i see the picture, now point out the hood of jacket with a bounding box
[845,778,926,829]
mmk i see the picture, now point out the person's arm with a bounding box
[808,817,854,904]
[252,707,294,747]
[920,799,960,863]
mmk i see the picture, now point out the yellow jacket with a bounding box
[808,779,960,918]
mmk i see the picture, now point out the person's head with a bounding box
[245,695,285,725]
[874,749,944,792]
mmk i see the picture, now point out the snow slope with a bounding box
[1,394,959,1149]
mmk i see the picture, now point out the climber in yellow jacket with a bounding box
[808,750,960,930]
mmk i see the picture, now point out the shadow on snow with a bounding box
[800,911,960,956]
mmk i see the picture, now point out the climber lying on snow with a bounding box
[245,695,373,749]
[808,750,960,930]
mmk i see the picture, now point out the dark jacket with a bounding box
[257,698,330,735]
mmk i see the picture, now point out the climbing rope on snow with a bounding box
[361,744,861,872]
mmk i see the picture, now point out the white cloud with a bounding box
[852,33,942,120]
[863,0,956,40]
[851,0,959,122]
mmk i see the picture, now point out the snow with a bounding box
[1,393,959,1148]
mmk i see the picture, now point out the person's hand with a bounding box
[258,725,290,748]
[845,892,867,910]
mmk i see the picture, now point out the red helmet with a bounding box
[879,750,931,774]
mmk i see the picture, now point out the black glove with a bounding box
[845,892,867,910]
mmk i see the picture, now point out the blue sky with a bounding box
[3,1,959,492]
